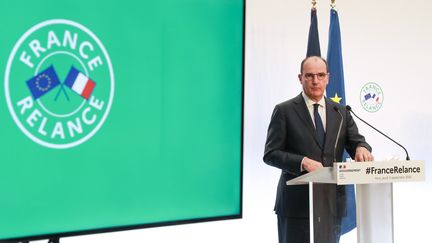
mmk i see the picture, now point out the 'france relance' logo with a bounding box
[360,82,383,113]
[5,19,114,149]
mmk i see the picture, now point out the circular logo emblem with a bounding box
[5,19,114,149]
[360,82,383,112]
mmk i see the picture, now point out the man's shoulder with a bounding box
[276,94,303,109]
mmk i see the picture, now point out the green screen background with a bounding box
[0,0,243,240]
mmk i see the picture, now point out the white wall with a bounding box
[63,0,432,242]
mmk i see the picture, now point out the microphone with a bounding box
[346,105,410,161]
[333,106,344,162]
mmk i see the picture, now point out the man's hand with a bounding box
[302,157,323,172]
[355,146,374,162]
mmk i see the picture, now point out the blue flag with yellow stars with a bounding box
[326,8,356,234]
[26,65,60,100]
[327,9,345,105]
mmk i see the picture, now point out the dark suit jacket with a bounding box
[263,93,371,217]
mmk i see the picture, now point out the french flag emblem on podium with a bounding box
[64,66,96,100]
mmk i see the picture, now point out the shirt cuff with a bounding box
[300,157,306,172]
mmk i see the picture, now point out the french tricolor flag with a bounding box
[64,66,96,100]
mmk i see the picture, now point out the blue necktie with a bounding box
[313,104,325,148]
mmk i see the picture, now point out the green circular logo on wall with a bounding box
[5,19,114,149]
[360,82,383,113]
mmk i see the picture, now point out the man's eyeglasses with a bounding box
[302,72,328,81]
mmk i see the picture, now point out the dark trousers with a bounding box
[277,215,341,243]
[277,216,309,243]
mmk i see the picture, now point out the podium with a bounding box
[286,160,425,243]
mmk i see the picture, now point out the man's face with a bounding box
[298,57,329,102]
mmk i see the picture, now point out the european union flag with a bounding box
[26,65,60,100]
[327,9,346,105]
[326,8,356,234]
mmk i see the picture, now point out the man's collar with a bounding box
[301,91,325,107]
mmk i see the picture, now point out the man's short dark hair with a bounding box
[300,56,329,74]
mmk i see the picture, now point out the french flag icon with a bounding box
[64,66,96,100]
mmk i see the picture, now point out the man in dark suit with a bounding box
[263,56,373,243]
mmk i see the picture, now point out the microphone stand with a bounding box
[346,105,410,161]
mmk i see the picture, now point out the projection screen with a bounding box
[0,0,244,241]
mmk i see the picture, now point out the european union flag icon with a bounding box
[364,93,372,101]
[26,65,60,100]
